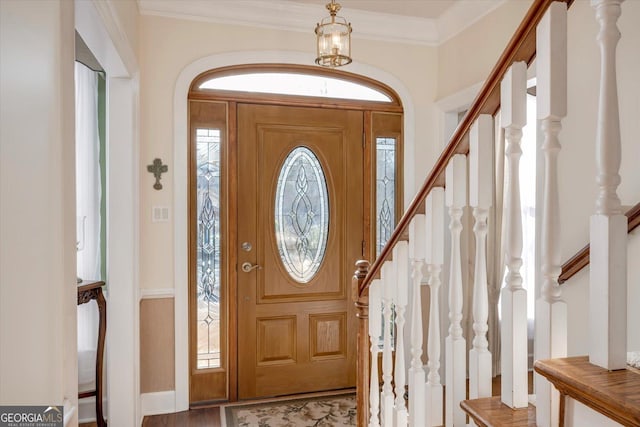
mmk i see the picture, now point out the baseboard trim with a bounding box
[140,288,174,299]
[78,396,96,424]
[141,390,176,416]
[63,399,76,427]
[78,396,108,424]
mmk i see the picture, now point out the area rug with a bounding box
[222,393,356,427]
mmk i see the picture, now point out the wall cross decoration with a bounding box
[147,158,168,190]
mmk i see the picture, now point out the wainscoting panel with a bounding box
[140,297,175,393]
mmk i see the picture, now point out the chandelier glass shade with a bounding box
[315,1,352,67]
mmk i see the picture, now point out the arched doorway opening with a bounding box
[181,61,406,405]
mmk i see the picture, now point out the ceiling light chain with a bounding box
[315,0,352,67]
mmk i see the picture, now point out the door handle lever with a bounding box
[241,262,262,273]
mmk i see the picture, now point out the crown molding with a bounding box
[138,0,507,47]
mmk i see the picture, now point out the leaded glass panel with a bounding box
[376,137,396,256]
[275,147,329,283]
[196,128,221,369]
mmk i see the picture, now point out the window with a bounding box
[195,128,222,369]
[376,137,396,256]
[199,72,392,102]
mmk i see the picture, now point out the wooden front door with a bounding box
[237,104,363,399]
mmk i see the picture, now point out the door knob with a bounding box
[241,262,262,273]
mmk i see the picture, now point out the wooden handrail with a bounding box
[558,202,640,284]
[359,0,573,297]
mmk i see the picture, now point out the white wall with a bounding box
[0,0,78,423]
[0,2,141,426]
[437,0,533,100]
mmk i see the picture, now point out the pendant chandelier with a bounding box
[314,0,352,67]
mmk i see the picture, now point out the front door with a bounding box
[237,103,364,399]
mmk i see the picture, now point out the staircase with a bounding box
[351,0,640,426]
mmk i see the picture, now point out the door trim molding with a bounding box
[173,51,416,411]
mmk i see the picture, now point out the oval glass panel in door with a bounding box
[275,146,329,283]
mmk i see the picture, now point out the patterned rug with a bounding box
[223,393,356,427]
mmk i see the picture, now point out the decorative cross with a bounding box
[147,158,168,190]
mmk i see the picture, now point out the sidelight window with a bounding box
[196,128,222,369]
[375,137,396,256]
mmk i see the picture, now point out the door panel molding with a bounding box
[237,103,362,399]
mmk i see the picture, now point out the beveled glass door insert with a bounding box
[275,146,330,283]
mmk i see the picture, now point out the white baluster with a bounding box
[445,154,467,427]
[393,242,409,427]
[369,279,382,427]
[500,61,529,409]
[381,262,396,426]
[408,215,426,427]
[469,114,493,414]
[589,0,627,371]
[425,188,444,427]
[535,3,568,427]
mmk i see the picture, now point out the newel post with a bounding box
[353,260,370,427]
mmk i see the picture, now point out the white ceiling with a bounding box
[138,0,508,46]
[284,0,457,20]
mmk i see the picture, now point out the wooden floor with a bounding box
[78,374,533,427]
[142,407,222,427]
[79,406,222,427]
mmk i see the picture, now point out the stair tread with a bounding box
[534,356,640,426]
[460,397,535,427]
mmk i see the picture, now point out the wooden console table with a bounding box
[77,280,107,427]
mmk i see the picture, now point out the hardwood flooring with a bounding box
[79,407,222,427]
[142,407,221,427]
[78,374,533,427]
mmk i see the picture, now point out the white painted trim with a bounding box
[173,50,416,411]
[91,0,139,76]
[63,399,76,427]
[106,76,141,427]
[436,81,484,149]
[436,81,484,113]
[139,0,506,47]
[78,397,96,424]
[140,288,175,299]
[76,2,140,425]
[141,391,177,416]
[75,1,128,78]
[78,396,109,424]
